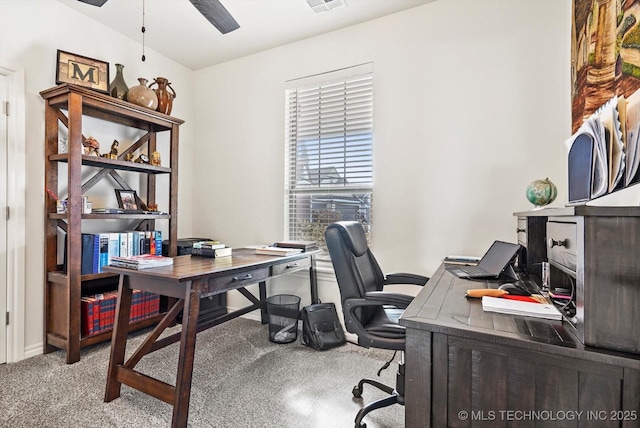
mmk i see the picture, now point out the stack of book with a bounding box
[191,240,232,258]
[109,254,174,270]
[274,240,319,252]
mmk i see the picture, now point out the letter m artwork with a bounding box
[56,50,109,93]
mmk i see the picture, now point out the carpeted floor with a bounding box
[0,318,404,428]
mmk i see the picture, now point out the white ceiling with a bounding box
[55,0,434,70]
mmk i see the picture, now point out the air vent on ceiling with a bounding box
[306,0,348,13]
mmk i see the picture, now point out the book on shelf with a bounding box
[98,233,109,273]
[274,240,319,252]
[81,290,161,336]
[81,233,99,275]
[191,246,232,258]
[81,296,101,336]
[69,229,166,275]
[481,296,562,320]
[255,246,303,256]
[110,254,174,270]
[443,255,480,266]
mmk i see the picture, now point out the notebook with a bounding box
[446,240,521,279]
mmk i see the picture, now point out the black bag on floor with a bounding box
[301,303,346,350]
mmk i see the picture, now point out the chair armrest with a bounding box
[364,291,414,309]
[384,272,429,286]
[343,297,407,349]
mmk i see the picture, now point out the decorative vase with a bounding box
[108,63,129,101]
[127,78,158,110]
[150,77,176,115]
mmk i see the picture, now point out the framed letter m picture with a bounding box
[56,50,109,94]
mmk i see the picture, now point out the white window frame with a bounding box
[285,63,373,255]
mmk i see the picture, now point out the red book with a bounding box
[81,296,100,336]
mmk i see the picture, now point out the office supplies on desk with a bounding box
[567,133,594,205]
[445,241,520,279]
[481,296,562,320]
[444,255,480,265]
[465,289,508,298]
[498,282,530,296]
[255,246,303,256]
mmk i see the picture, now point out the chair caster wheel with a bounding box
[352,385,362,398]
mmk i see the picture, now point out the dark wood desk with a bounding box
[400,265,640,428]
[103,249,318,428]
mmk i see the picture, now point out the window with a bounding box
[285,63,373,253]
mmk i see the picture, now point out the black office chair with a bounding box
[325,221,429,428]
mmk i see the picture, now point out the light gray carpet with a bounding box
[0,318,404,428]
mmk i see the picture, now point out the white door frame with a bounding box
[0,65,26,363]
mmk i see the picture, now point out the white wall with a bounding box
[0,0,573,358]
[191,0,572,311]
[0,0,195,358]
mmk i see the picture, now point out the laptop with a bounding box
[446,240,521,279]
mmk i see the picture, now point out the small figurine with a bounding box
[134,153,150,164]
[125,153,135,162]
[109,140,119,159]
[150,151,161,166]
[83,136,101,156]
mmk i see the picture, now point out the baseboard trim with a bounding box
[23,343,43,360]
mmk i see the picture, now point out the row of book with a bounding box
[77,230,163,275]
[81,289,160,336]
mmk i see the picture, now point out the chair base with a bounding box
[352,362,405,428]
[354,388,403,428]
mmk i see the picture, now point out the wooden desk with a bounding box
[103,249,318,428]
[399,265,640,428]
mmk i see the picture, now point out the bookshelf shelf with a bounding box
[48,213,172,220]
[48,153,172,174]
[41,83,182,364]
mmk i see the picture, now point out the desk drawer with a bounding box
[517,217,527,246]
[547,220,577,272]
[271,257,310,277]
[202,267,269,295]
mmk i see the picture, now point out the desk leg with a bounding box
[171,283,201,428]
[309,255,319,304]
[104,275,133,402]
[259,281,267,324]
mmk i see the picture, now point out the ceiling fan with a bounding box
[77,0,240,34]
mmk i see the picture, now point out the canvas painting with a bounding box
[572,0,640,132]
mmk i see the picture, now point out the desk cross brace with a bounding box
[104,277,271,427]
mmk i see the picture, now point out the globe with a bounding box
[526,178,557,207]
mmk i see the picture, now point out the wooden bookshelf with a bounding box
[41,83,183,364]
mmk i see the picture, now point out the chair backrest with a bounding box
[325,221,385,326]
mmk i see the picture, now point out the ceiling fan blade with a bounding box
[77,0,109,6]
[189,0,240,34]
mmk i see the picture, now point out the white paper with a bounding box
[481,296,562,320]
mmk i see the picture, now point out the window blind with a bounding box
[285,64,373,251]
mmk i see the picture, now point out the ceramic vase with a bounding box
[108,63,129,101]
[150,77,176,115]
[127,78,158,110]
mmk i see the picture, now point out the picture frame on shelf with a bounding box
[115,189,139,211]
[56,50,109,94]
